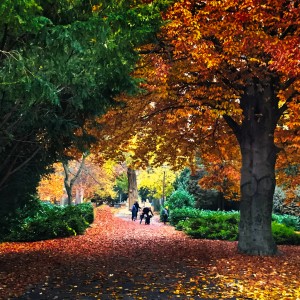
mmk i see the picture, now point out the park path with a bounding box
[0,205,299,299]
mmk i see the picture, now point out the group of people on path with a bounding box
[131,201,169,225]
[131,201,153,224]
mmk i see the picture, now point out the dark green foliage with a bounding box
[0,197,94,242]
[175,211,240,241]
[272,214,300,231]
[187,170,240,211]
[169,207,203,225]
[62,203,94,226]
[0,0,165,216]
[170,208,299,245]
[139,187,155,202]
[174,168,239,211]
[271,223,300,245]
[187,170,217,209]
[0,154,54,228]
[173,168,190,190]
[187,169,217,209]
[170,208,239,226]
[182,219,239,241]
[166,188,195,210]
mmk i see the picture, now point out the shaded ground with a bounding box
[0,206,299,300]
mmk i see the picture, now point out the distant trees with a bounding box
[138,166,177,200]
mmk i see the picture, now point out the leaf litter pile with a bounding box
[0,206,299,299]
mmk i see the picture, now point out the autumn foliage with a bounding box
[97,0,300,202]
[0,206,299,299]
[89,0,300,255]
[37,158,127,203]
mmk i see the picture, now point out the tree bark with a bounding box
[75,186,84,204]
[225,77,281,255]
[238,132,278,255]
[127,168,138,209]
[62,154,87,206]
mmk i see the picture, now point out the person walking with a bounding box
[162,206,169,225]
[131,201,140,221]
[131,204,137,221]
[140,206,153,224]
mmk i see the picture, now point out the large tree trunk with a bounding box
[238,130,278,255]
[225,77,281,255]
[127,168,138,209]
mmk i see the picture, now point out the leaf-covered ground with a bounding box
[0,206,299,300]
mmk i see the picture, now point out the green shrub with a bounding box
[186,227,209,239]
[272,214,300,231]
[172,209,299,245]
[1,197,94,242]
[166,188,195,210]
[79,203,94,224]
[169,207,240,226]
[67,217,88,235]
[175,220,186,231]
[169,207,203,225]
[182,215,239,241]
[272,222,300,245]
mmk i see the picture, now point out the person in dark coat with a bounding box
[131,201,140,221]
[162,206,169,225]
[131,204,137,221]
[134,201,141,214]
[140,206,153,224]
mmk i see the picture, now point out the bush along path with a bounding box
[0,206,299,300]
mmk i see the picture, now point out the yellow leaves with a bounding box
[138,166,177,199]
[92,4,102,12]
[206,59,217,69]
[37,163,64,202]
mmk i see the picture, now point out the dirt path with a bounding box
[0,206,299,299]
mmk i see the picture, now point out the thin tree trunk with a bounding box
[127,168,138,209]
[75,186,84,204]
[62,154,87,206]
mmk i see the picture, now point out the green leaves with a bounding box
[0,0,165,213]
[171,208,300,245]
[0,0,45,37]
[1,198,94,242]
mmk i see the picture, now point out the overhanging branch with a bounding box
[223,114,242,143]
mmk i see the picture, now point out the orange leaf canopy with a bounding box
[94,0,300,200]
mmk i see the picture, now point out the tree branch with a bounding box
[281,77,296,90]
[223,114,242,143]
[0,146,41,190]
[278,91,300,116]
